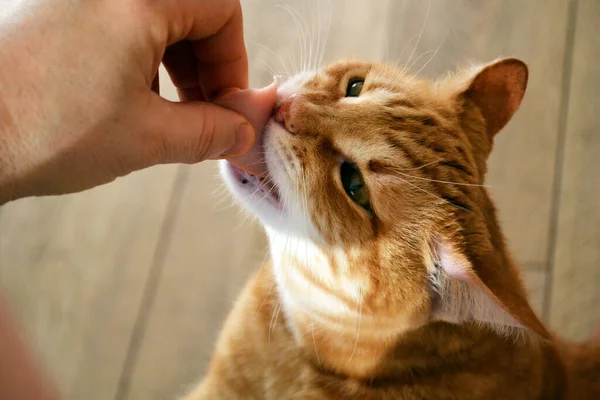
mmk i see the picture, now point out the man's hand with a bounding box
[0,0,277,203]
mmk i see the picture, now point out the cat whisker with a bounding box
[264,36,296,78]
[388,167,492,188]
[395,175,472,213]
[248,39,292,79]
[212,177,241,212]
[299,2,313,72]
[346,287,363,365]
[406,50,437,74]
[212,195,238,213]
[313,0,321,71]
[232,209,254,232]
[255,242,277,319]
[237,169,277,204]
[259,59,280,81]
[256,182,279,205]
[395,158,443,171]
[411,24,449,77]
[256,280,275,318]
[229,158,269,168]
[211,180,228,197]
[395,34,419,68]
[277,4,308,73]
[319,0,332,68]
[403,0,432,74]
[306,0,316,72]
[268,300,282,343]
[311,317,322,367]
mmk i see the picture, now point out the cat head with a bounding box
[221,58,549,340]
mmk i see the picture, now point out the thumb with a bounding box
[214,77,279,176]
[142,95,255,164]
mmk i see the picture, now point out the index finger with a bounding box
[193,2,248,99]
[161,0,248,100]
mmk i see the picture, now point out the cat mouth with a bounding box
[226,162,281,208]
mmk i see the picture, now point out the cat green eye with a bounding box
[345,79,364,97]
[340,162,371,211]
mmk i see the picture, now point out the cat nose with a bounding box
[274,94,297,133]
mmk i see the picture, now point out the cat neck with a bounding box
[267,230,429,378]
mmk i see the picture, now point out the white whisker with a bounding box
[386,166,492,188]
[396,175,472,213]
[311,317,322,367]
[268,300,282,342]
[346,287,362,364]
[412,26,449,77]
[278,5,308,73]
[404,0,432,72]
[248,39,292,78]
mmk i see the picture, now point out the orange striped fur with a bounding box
[183,59,600,399]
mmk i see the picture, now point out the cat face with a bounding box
[221,58,546,338]
[224,61,467,242]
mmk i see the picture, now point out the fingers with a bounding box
[191,3,248,98]
[136,0,254,166]
[151,74,160,95]
[215,77,279,176]
[141,94,255,165]
[162,41,204,102]
[158,0,248,100]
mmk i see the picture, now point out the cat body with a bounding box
[183,59,600,399]
[183,267,570,400]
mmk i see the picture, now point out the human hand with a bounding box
[0,0,277,204]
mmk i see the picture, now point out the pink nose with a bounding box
[274,94,297,133]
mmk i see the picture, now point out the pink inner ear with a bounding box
[466,59,528,137]
[436,241,475,283]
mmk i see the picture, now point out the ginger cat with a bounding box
[183,58,600,399]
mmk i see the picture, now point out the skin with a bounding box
[0,0,276,398]
[0,296,60,400]
[0,0,277,204]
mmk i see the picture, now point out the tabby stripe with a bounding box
[441,194,471,212]
[438,160,473,177]
[384,135,422,170]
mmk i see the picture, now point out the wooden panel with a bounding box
[122,1,394,399]
[119,162,268,400]
[0,165,179,400]
[522,268,548,317]
[386,0,570,266]
[549,0,600,341]
[242,0,392,85]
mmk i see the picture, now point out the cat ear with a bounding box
[430,238,550,339]
[462,58,528,138]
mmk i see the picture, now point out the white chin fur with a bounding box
[218,70,319,236]
[218,159,312,239]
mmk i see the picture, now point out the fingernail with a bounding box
[222,121,255,157]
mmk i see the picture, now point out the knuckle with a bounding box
[192,107,217,162]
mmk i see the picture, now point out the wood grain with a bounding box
[522,268,548,317]
[548,0,600,341]
[118,162,268,400]
[0,165,179,400]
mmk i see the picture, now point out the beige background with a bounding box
[1,1,598,399]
